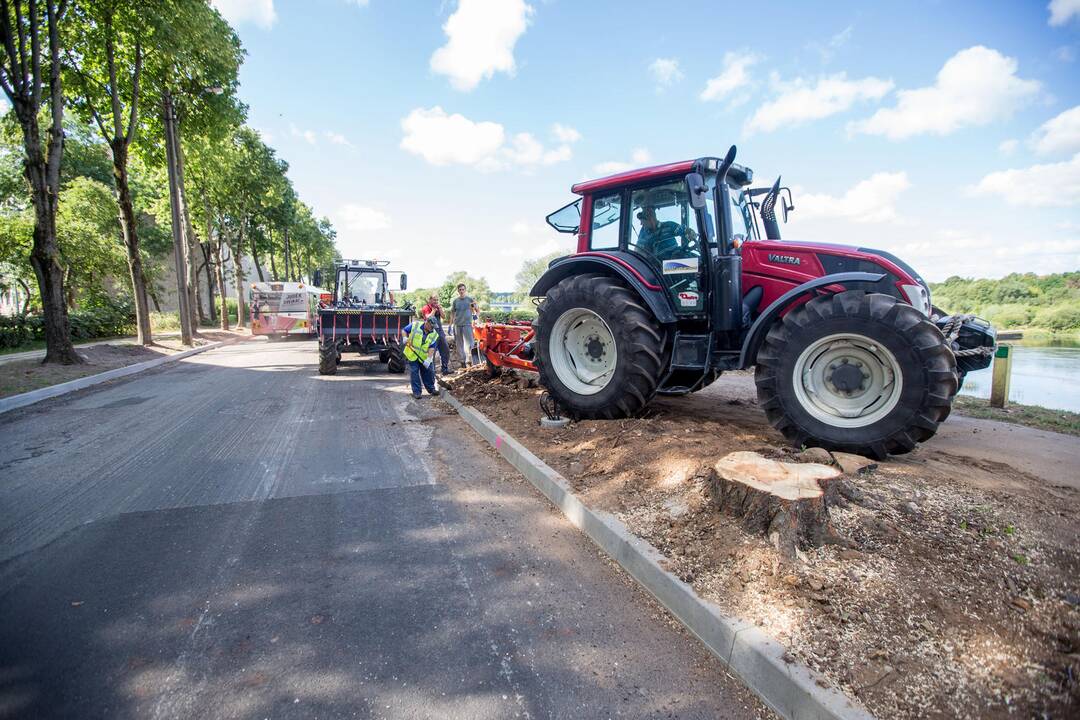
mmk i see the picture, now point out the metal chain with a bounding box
[939,314,994,358]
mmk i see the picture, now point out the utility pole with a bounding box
[163,88,193,346]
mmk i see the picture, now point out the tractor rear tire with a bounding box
[536,273,667,419]
[386,346,406,374]
[754,290,958,459]
[319,341,338,375]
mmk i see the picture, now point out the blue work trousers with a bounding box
[409,359,437,397]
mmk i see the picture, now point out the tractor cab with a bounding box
[328,259,408,308]
[532,145,996,459]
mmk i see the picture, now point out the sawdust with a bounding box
[451,371,1080,720]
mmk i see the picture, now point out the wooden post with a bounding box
[990,344,1012,408]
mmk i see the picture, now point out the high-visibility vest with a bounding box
[403,323,438,362]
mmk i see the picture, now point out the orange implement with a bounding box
[475,321,536,373]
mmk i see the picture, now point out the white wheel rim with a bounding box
[549,308,617,395]
[792,333,903,428]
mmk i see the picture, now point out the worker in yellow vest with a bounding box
[402,315,441,399]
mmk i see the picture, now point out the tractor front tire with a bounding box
[754,290,958,459]
[386,346,406,374]
[536,273,667,419]
[319,340,339,375]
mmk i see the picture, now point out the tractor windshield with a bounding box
[729,185,754,244]
[339,268,385,304]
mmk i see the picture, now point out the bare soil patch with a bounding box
[0,331,243,399]
[442,366,1080,719]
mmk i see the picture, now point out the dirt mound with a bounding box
[450,375,1080,720]
[440,365,540,405]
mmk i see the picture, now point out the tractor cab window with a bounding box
[589,192,621,250]
[628,180,703,313]
[628,181,700,263]
[730,186,753,246]
[338,269,384,305]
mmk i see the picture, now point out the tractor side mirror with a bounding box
[685,172,707,210]
[313,270,322,287]
[399,273,408,290]
[782,190,794,223]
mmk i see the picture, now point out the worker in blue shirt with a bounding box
[637,204,693,260]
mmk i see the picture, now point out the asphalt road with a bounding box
[0,339,769,720]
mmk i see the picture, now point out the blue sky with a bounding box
[210,0,1080,289]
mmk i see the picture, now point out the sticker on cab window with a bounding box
[662,257,699,275]
[678,291,700,307]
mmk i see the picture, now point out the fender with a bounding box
[530,252,677,324]
[738,271,886,368]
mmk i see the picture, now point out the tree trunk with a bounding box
[176,136,201,330]
[703,452,861,559]
[283,225,291,281]
[268,229,278,281]
[233,230,247,329]
[201,243,216,322]
[113,146,152,345]
[250,231,264,282]
[17,278,32,317]
[213,238,229,331]
[10,16,82,364]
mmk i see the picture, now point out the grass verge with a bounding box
[953,394,1080,437]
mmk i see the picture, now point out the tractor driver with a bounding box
[636,202,697,261]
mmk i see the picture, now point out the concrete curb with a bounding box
[0,341,227,416]
[443,391,873,720]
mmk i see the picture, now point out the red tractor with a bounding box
[532,147,995,458]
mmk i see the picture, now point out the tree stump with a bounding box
[704,451,859,559]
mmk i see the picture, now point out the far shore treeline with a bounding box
[931,271,1080,332]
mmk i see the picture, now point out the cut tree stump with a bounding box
[704,451,861,559]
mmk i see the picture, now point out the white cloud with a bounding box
[0,97,9,114]
[999,139,1019,155]
[700,52,761,102]
[501,221,566,259]
[211,0,276,30]
[808,25,854,64]
[551,123,581,143]
[1049,0,1080,25]
[325,131,355,148]
[744,72,892,134]
[289,123,317,145]
[649,58,683,91]
[1029,106,1080,156]
[970,152,1080,207]
[339,204,391,232]
[430,0,533,91]
[849,46,1039,140]
[592,148,652,176]
[795,172,911,223]
[1057,45,1076,62]
[399,106,577,171]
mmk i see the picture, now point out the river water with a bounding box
[958,337,1080,413]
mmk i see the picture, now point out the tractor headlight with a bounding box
[900,283,931,317]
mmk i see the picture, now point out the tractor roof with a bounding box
[571,160,696,195]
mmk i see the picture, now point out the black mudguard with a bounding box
[530,252,677,324]
[738,271,886,368]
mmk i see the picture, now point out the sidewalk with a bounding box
[0,333,184,365]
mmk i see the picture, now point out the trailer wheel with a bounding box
[536,273,667,419]
[319,340,338,375]
[386,346,406,374]
[755,290,958,459]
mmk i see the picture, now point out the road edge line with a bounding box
[0,341,227,416]
[443,390,874,720]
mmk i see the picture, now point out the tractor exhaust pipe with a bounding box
[714,146,742,332]
[761,176,782,240]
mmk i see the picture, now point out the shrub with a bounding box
[1033,303,1080,331]
[479,309,536,324]
[150,312,182,332]
[0,295,135,349]
[982,304,1032,328]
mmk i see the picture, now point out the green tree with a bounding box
[513,252,563,295]
[0,0,82,363]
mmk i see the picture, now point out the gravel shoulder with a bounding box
[443,366,1080,720]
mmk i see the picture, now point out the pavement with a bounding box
[0,339,769,720]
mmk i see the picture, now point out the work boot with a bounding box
[412,393,422,399]
[430,389,440,396]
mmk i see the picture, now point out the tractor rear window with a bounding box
[590,192,621,250]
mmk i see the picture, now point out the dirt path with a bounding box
[683,372,1080,492]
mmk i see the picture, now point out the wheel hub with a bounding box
[548,308,618,396]
[792,334,903,428]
